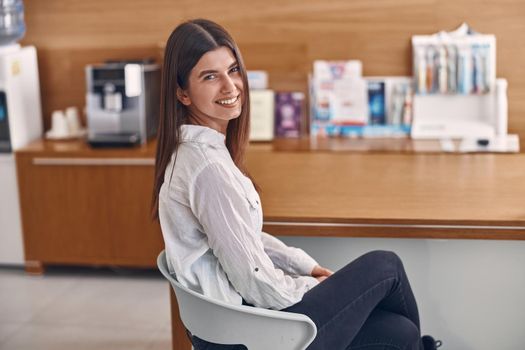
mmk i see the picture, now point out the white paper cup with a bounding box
[50,110,69,137]
[65,106,81,135]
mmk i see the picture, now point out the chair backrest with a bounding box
[157,250,317,350]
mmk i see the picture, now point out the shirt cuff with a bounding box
[292,249,319,276]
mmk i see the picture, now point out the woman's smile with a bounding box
[216,95,240,107]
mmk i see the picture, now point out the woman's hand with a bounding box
[311,265,334,283]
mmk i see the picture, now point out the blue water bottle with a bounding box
[0,0,25,45]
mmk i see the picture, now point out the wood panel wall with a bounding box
[22,0,525,138]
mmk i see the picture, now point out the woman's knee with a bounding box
[354,250,405,281]
[362,250,403,268]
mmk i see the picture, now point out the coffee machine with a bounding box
[85,60,160,147]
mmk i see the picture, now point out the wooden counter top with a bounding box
[15,137,158,157]
[245,148,525,239]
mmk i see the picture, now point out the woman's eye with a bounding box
[204,74,216,80]
[230,66,240,73]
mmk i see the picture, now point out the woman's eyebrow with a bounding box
[197,62,238,78]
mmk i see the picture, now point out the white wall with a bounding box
[277,236,525,350]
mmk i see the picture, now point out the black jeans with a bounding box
[190,250,424,350]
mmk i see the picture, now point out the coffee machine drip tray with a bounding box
[87,132,141,148]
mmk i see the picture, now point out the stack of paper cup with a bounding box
[47,106,83,139]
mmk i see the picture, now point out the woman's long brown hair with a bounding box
[151,19,256,220]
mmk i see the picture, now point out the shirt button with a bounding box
[254,267,259,272]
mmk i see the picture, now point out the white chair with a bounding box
[157,250,317,350]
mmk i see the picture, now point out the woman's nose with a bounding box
[221,75,237,94]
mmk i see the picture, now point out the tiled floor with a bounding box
[0,265,171,350]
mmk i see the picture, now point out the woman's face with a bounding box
[178,46,244,132]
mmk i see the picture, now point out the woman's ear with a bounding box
[176,88,191,106]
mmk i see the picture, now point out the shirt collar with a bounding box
[180,124,226,148]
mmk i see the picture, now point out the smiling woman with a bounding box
[151,19,441,350]
[151,19,253,214]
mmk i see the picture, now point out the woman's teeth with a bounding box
[216,96,238,105]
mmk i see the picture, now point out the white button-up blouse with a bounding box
[159,124,319,310]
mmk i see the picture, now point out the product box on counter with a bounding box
[311,60,368,125]
[309,59,412,138]
[274,92,305,138]
[249,89,274,141]
[247,70,269,90]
